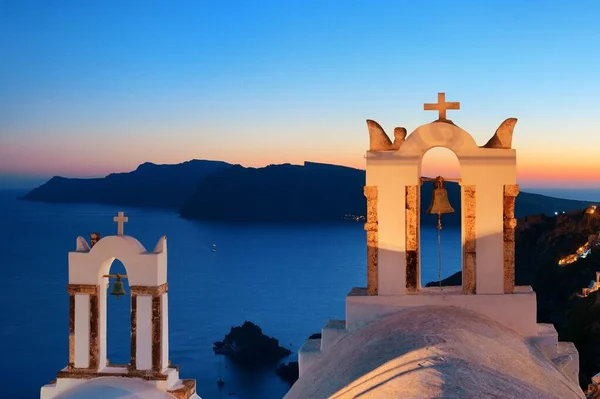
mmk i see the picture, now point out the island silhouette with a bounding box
[21,160,594,225]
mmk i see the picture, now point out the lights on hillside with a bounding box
[342,214,365,222]
[586,205,597,215]
[558,236,600,266]
[558,254,579,266]
[580,271,600,298]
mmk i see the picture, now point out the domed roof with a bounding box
[285,306,585,399]
[55,377,177,399]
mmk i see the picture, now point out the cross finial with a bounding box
[424,92,460,120]
[113,211,128,236]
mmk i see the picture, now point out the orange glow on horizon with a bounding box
[3,144,599,189]
[9,157,599,187]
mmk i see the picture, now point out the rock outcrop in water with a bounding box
[276,361,299,385]
[213,321,291,368]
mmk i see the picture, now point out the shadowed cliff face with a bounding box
[515,211,600,311]
[180,163,367,223]
[179,162,594,225]
[426,208,600,388]
[20,160,232,208]
[21,160,593,224]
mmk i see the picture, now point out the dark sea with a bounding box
[0,189,461,399]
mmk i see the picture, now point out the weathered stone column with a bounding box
[68,293,75,368]
[160,291,170,371]
[130,283,168,373]
[462,185,476,294]
[67,284,99,369]
[503,185,519,293]
[152,294,162,372]
[405,185,419,293]
[129,294,138,370]
[89,291,99,369]
[364,186,378,295]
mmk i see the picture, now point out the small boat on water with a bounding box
[217,354,225,387]
[212,244,217,253]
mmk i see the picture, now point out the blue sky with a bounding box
[1,0,600,188]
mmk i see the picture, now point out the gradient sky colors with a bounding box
[1,1,600,189]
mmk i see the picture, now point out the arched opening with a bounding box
[105,258,131,366]
[420,147,462,288]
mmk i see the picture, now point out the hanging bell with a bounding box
[110,274,126,299]
[426,176,455,215]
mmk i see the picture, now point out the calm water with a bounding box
[0,190,460,399]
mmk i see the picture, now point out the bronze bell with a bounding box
[110,274,126,299]
[426,176,455,215]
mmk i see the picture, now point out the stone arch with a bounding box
[89,236,150,286]
[399,123,478,294]
[395,121,482,293]
[397,122,479,159]
[104,257,131,365]
[420,146,461,178]
[418,146,462,288]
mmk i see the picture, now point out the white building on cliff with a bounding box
[286,94,585,399]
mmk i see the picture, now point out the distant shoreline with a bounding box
[519,188,600,202]
[12,161,598,225]
[3,186,600,200]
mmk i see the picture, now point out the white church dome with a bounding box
[54,377,184,399]
[285,306,585,399]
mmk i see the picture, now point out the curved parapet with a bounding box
[482,118,518,149]
[397,121,479,157]
[75,236,91,252]
[89,235,148,256]
[153,235,167,254]
[367,120,406,151]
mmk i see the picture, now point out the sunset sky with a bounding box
[1,1,600,189]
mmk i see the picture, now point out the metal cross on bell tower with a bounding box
[113,211,128,236]
[424,92,460,121]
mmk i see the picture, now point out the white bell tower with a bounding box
[41,212,200,399]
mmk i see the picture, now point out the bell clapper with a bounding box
[437,213,443,289]
[423,176,457,291]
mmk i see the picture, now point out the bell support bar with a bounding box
[103,274,128,279]
[420,177,461,182]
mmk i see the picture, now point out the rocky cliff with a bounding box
[21,159,232,208]
[21,160,593,225]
